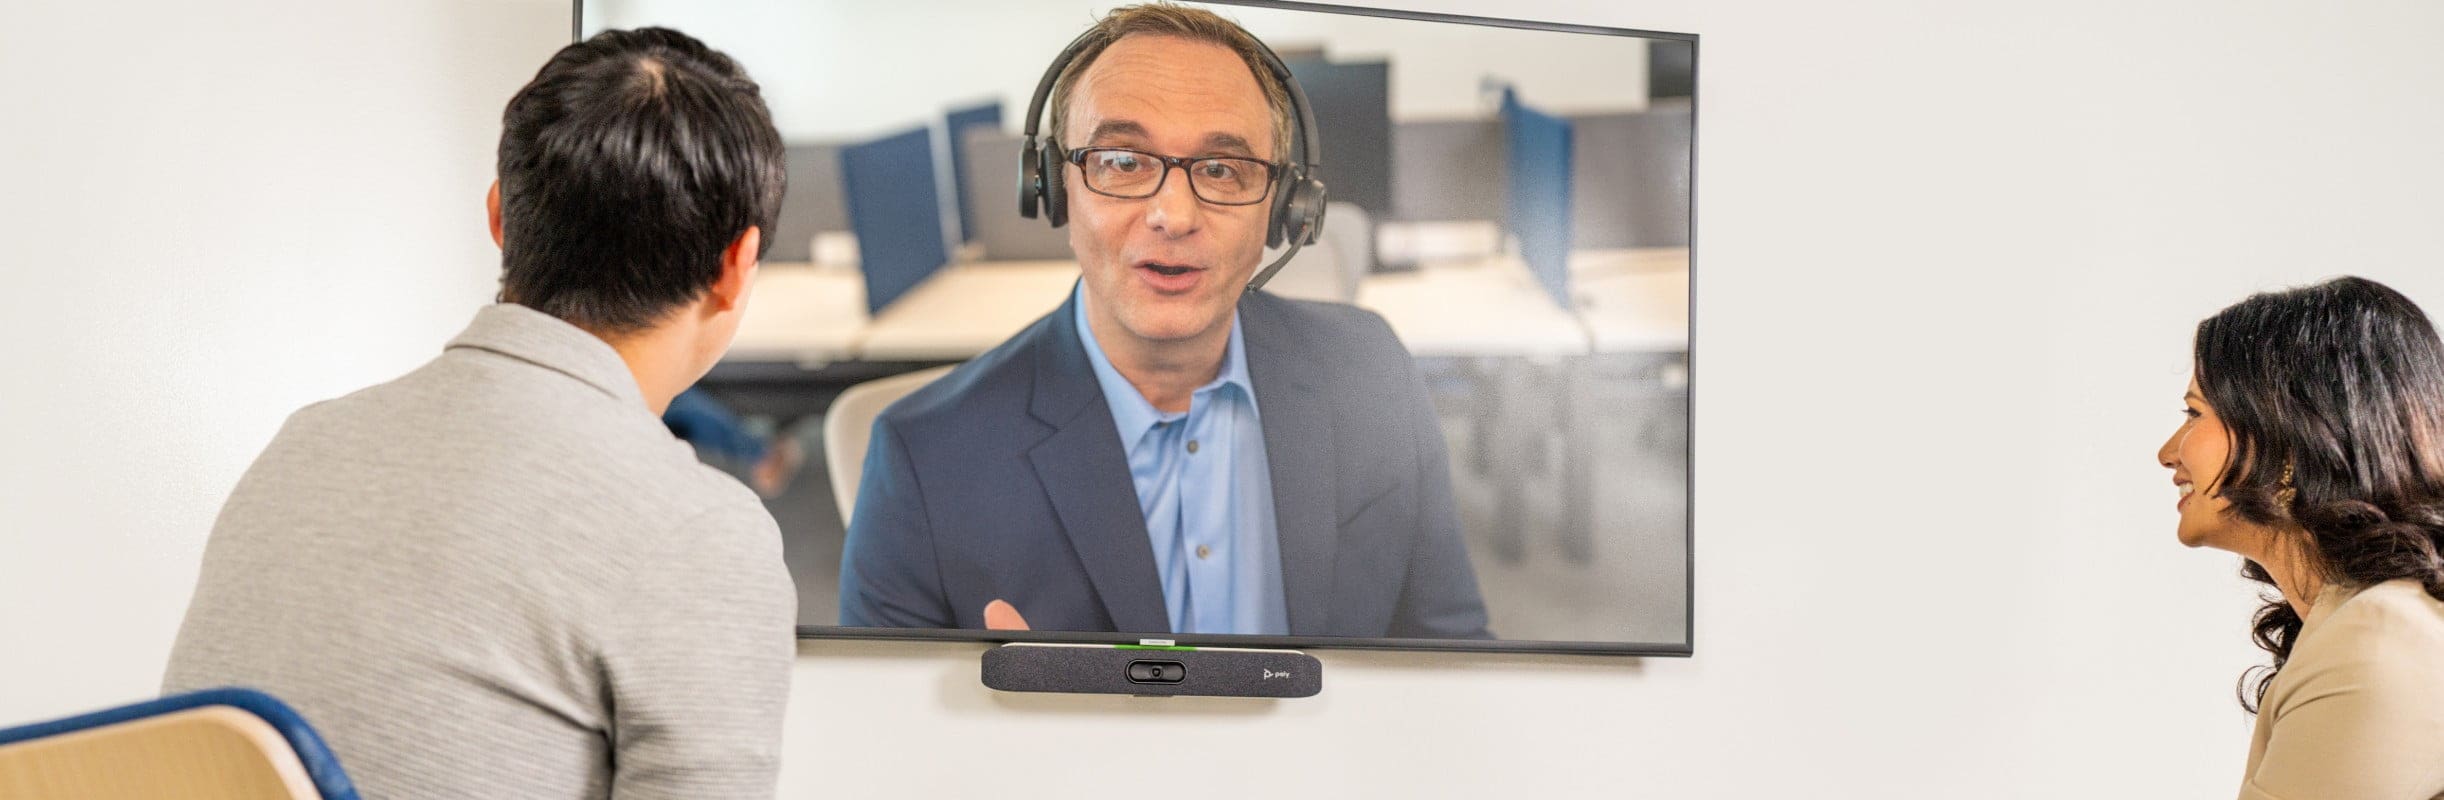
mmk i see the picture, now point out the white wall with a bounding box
[0,0,571,716]
[9,1,2444,798]
[592,0,1649,141]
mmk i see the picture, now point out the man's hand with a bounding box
[984,599,1030,630]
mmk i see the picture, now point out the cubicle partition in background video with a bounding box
[585,0,1694,654]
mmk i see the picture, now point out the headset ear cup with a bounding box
[1040,144,1069,229]
[1278,177,1326,247]
[1295,179,1328,245]
[1265,169,1298,249]
[1018,148,1043,220]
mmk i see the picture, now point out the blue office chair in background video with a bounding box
[0,687,360,799]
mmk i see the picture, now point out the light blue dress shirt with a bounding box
[1074,284,1288,635]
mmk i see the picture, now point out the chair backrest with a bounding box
[825,365,957,527]
[0,688,359,800]
[1264,201,1372,303]
[1263,234,1344,303]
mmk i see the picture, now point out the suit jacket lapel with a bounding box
[1242,293,1338,636]
[1026,290,1173,634]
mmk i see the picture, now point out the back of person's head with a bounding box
[1048,3,1293,156]
[2193,275,2444,708]
[496,27,784,335]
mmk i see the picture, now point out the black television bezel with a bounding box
[573,0,1698,659]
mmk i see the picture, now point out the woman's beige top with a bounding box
[2242,578,2444,800]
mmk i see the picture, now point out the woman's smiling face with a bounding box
[2160,376,2247,550]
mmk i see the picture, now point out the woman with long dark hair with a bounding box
[2159,276,2444,799]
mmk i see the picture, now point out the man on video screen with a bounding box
[839,4,1488,639]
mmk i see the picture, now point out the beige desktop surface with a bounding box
[728,262,869,366]
[856,260,1083,361]
[1572,247,1691,354]
[1356,254,1592,358]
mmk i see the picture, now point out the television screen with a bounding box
[583,0,1695,655]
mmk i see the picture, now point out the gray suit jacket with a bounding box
[163,303,795,800]
[840,289,1490,639]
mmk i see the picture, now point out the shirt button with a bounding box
[1186,439,1200,454]
[1196,545,1212,560]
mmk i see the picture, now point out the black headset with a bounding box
[1017,27,1327,291]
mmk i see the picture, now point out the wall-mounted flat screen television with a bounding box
[580,0,1695,656]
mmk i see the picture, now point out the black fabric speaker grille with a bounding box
[981,645,1322,698]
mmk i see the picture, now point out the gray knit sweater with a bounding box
[164,303,795,799]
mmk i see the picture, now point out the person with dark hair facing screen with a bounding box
[2157,276,2444,799]
[163,28,796,799]
[839,4,1489,639]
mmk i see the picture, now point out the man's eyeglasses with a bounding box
[1064,147,1279,206]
